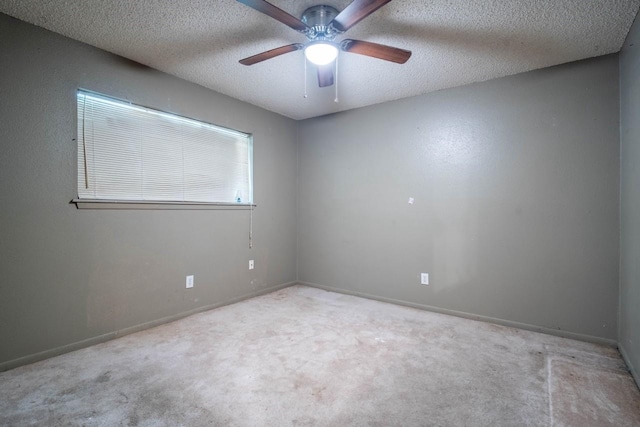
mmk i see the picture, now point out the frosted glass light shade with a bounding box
[304,43,338,65]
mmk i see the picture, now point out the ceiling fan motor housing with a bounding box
[301,5,340,40]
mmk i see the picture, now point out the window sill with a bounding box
[71,199,257,210]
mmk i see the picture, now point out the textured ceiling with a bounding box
[1,0,638,119]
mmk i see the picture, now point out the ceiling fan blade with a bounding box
[330,0,392,33]
[236,0,310,33]
[340,39,411,64]
[239,43,304,66]
[317,65,334,87]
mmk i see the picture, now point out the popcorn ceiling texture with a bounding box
[0,0,638,119]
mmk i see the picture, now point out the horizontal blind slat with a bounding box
[76,91,252,203]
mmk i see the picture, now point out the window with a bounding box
[76,90,253,207]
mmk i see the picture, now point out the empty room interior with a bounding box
[1,0,640,425]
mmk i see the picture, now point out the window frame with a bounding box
[72,89,255,210]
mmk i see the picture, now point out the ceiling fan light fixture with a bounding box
[304,42,338,65]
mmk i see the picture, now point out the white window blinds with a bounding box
[77,91,253,204]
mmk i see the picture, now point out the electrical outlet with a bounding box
[186,275,194,288]
[249,260,254,270]
[421,273,429,285]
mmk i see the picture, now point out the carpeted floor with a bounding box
[1,285,639,426]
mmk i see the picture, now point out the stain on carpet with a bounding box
[548,345,640,427]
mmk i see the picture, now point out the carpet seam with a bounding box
[547,354,554,427]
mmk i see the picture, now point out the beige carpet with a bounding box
[1,285,639,426]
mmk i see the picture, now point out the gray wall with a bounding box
[298,55,620,342]
[0,10,627,370]
[620,13,640,381]
[0,14,298,369]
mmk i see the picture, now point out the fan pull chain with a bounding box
[334,55,339,103]
[304,57,308,99]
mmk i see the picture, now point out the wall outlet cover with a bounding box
[421,273,429,285]
[186,275,194,288]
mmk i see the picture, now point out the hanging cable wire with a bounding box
[249,201,253,249]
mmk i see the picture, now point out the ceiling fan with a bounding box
[236,0,412,88]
